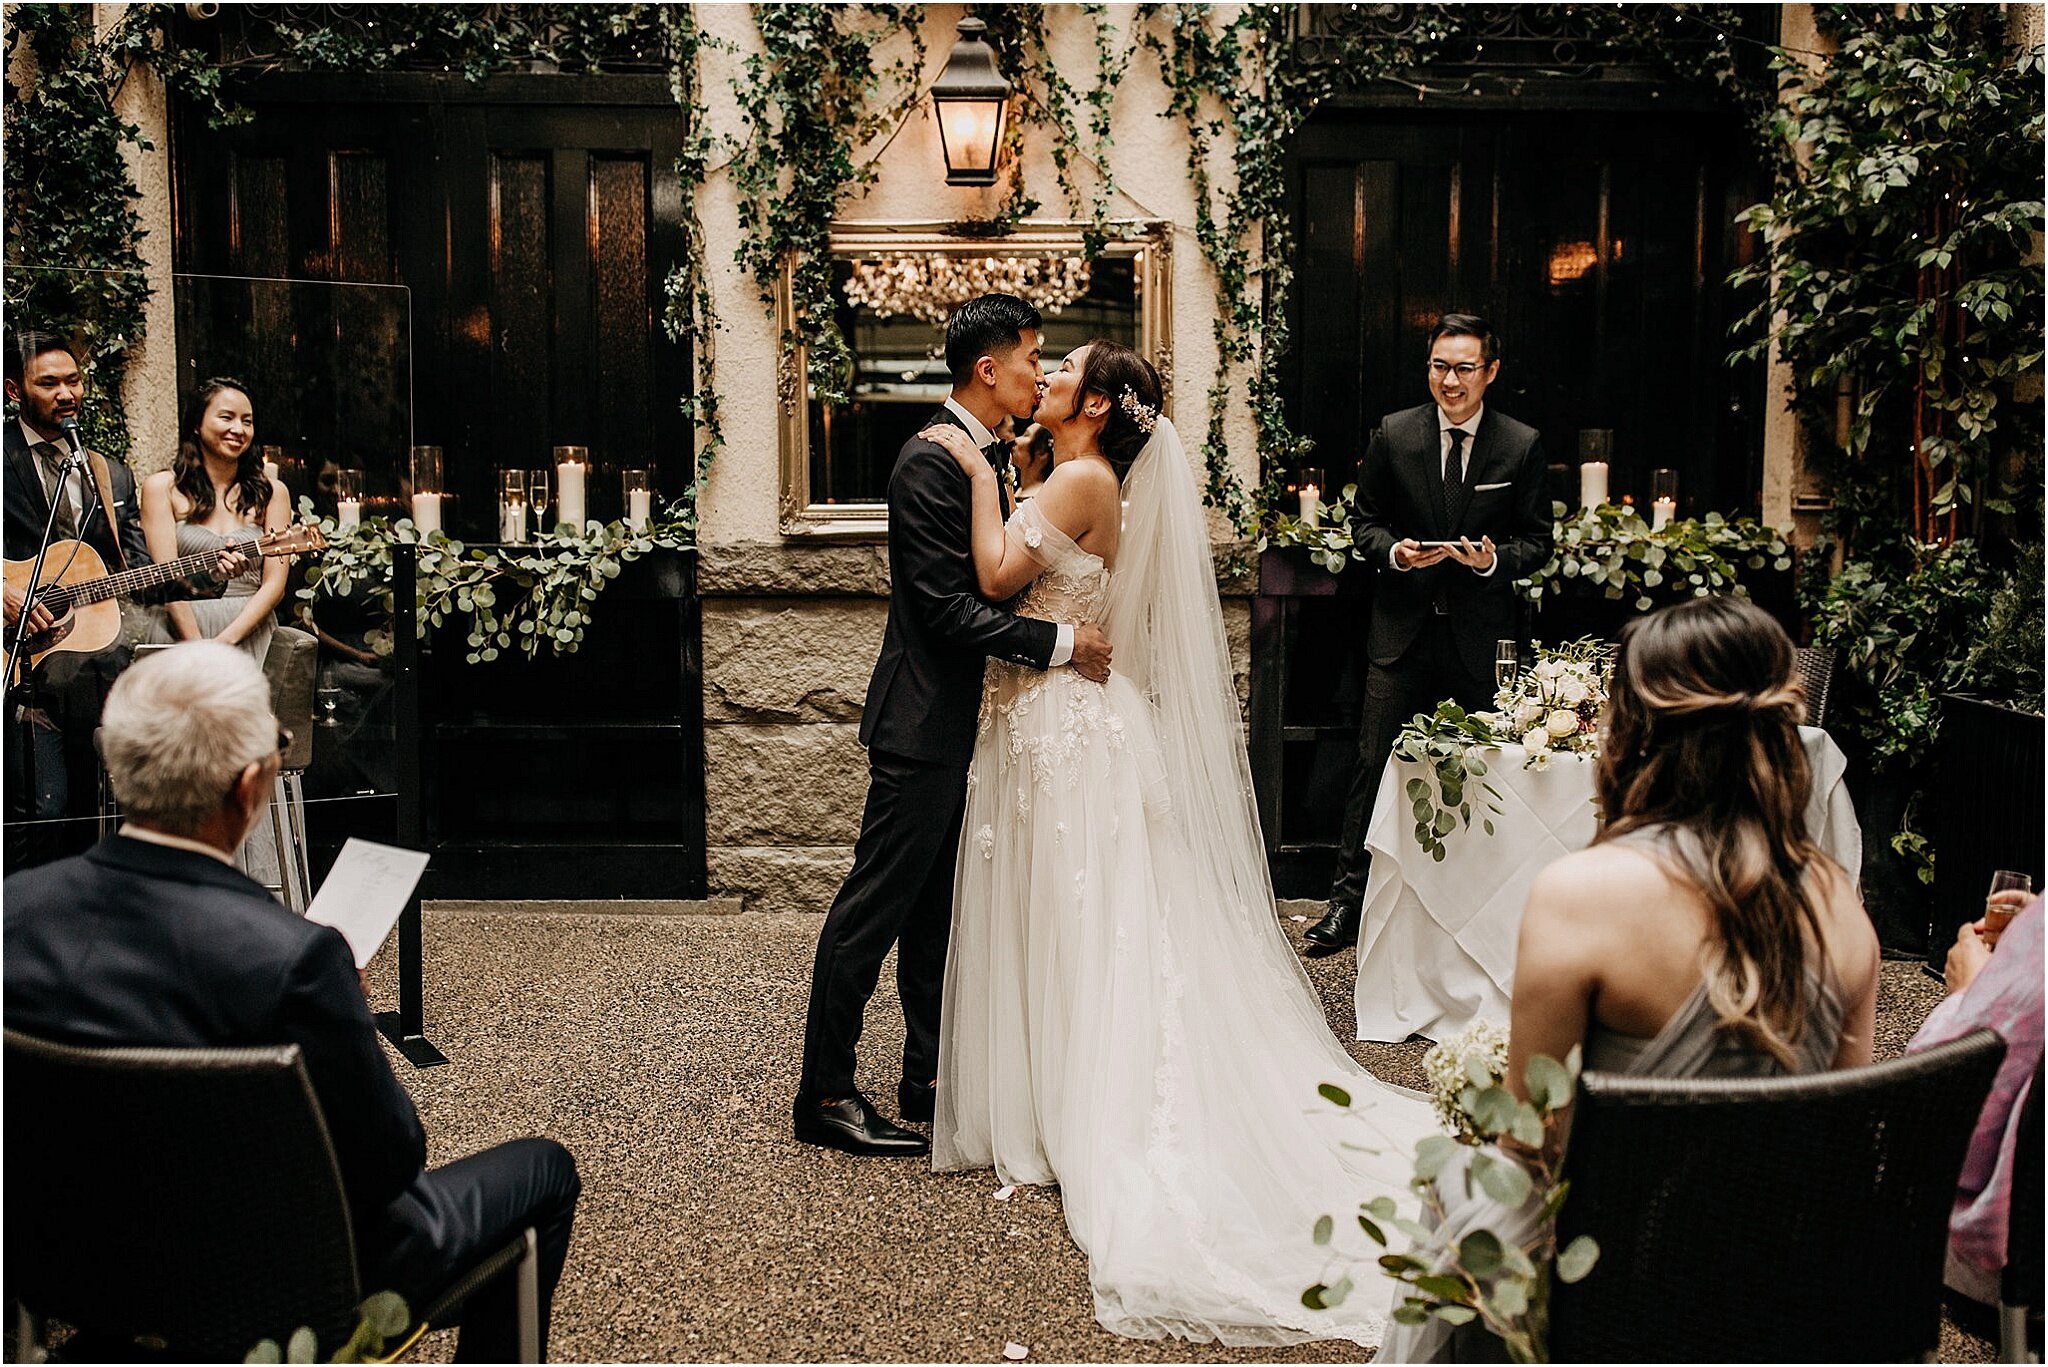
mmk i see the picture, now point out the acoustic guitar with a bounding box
[5,524,327,678]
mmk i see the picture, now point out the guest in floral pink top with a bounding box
[1911,894,2043,1304]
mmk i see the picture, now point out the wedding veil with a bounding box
[1102,418,1319,988]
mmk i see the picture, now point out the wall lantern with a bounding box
[931,16,1009,187]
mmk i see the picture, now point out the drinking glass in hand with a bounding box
[1983,869,2034,947]
[1494,640,1520,693]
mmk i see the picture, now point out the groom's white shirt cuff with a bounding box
[1390,546,1499,576]
[1050,625,1073,666]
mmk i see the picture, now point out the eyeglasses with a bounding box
[1428,361,1491,380]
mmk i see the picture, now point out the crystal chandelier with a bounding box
[844,254,1093,326]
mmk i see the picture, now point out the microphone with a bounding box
[57,417,86,461]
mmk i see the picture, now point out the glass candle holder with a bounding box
[622,469,652,531]
[335,469,364,528]
[409,446,444,534]
[1650,467,1679,529]
[498,470,530,543]
[553,445,590,528]
[1296,466,1324,529]
[261,443,284,484]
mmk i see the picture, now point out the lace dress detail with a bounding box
[937,499,1432,1348]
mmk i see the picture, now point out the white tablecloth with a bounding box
[1352,725,1861,1043]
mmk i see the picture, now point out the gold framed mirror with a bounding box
[777,220,1174,538]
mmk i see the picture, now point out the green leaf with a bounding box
[1379,1252,1427,1274]
[1318,1082,1352,1109]
[362,1291,410,1338]
[1433,1304,1478,1325]
[1313,1213,1333,1246]
[1414,1134,1460,1182]
[1364,1195,1398,1219]
[1523,1054,1572,1110]
[245,1341,283,1364]
[1458,1229,1504,1278]
[1358,1215,1386,1245]
[1491,1276,1530,1318]
[1414,1273,1471,1302]
[286,1327,317,1364]
[1557,1235,1600,1283]
[1392,1304,1430,1326]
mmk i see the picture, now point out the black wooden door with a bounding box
[172,75,702,900]
[1287,110,1763,517]
[173,75,687,534]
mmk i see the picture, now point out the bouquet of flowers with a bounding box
[1421,1019,1511,1144]
[1491,639,1613,768]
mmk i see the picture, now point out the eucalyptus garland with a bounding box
[978,3,1131,254]
[295,501,693,665]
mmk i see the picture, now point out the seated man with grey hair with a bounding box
[5,641,581,1362]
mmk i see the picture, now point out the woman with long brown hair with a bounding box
[140,377,289,663]
[1505,593,1878,1087]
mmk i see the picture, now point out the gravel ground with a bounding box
[367,908,1992,1364]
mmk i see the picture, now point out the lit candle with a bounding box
[556,460,587,528]
[1579,461,1609,510]
[1651,496,1676,531]
[627,487,652,530]
[1298,483,1321,529]
[336,498,361,528]
[263,459,280,483]
[410,492,442,534]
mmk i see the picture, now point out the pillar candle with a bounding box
[263,460,281,483]
[1651,497,1676,531]
[1579,461,1609,510]
[1299,484,1321,530]
[627,488,652,531]
[556,461,587,527]
[410,492,442,534]
[336,498,361,528]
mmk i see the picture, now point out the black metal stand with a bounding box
[375,543,447,1068]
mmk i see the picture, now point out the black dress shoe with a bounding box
[1302,899,1361,953]
[793,1091,931,1157]
[898,1078,936,1124]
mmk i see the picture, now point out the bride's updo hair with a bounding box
[1594,594,1838,1069]
[1069,340,1162,483]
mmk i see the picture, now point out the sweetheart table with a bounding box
[1351,725,1861,1043]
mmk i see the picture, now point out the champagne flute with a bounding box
[1982,870,2034,947]
[1494,639,1520,694]
[526,468,552,537]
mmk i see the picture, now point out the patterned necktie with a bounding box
[1444,427,1468,490]
[33,441,76,539]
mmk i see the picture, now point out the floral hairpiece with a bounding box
[1119,386,1158,434]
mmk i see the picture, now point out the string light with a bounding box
[844,254,1093,326]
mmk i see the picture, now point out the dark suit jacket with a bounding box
[860,407,1059,768]
[4,836,428,1227]
[1349,402,1555,680]
[4,422,151,573]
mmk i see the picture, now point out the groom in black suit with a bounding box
[795,294,1113,1156]
[1304,314,1555,952]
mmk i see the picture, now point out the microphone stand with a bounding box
[5,443,87,841]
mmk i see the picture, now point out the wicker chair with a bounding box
[1794,644,1838,730]
[2003,1062,2043,1363]
[4,1030,539,1363]
[1549,1029,2007,1363]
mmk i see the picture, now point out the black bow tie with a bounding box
[981,439,1009,470]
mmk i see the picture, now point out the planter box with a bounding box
[1928,695,2045,970]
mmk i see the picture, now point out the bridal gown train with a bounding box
[934,497,1436,1347]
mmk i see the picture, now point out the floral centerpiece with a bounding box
[1392,640,1615,860]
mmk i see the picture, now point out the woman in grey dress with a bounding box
[1381,595,1882,1362]
[140,377,290,886]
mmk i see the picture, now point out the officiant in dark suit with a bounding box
[794,294,1113,1156]
[1304,314,1554,952]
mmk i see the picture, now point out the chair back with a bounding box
[2007,1061,2044,1306]
[1550,1029,2006,1362]
[264,625,319,771]
[1793,644,1837,729]
[4,1030,362,1359]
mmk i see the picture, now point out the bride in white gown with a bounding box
[922,340,1435,1348]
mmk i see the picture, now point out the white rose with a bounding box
[1522,727,1550,756]
[1546,708,1579,738]
[1515,700,1545,728]
[1556,675,1588,706]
